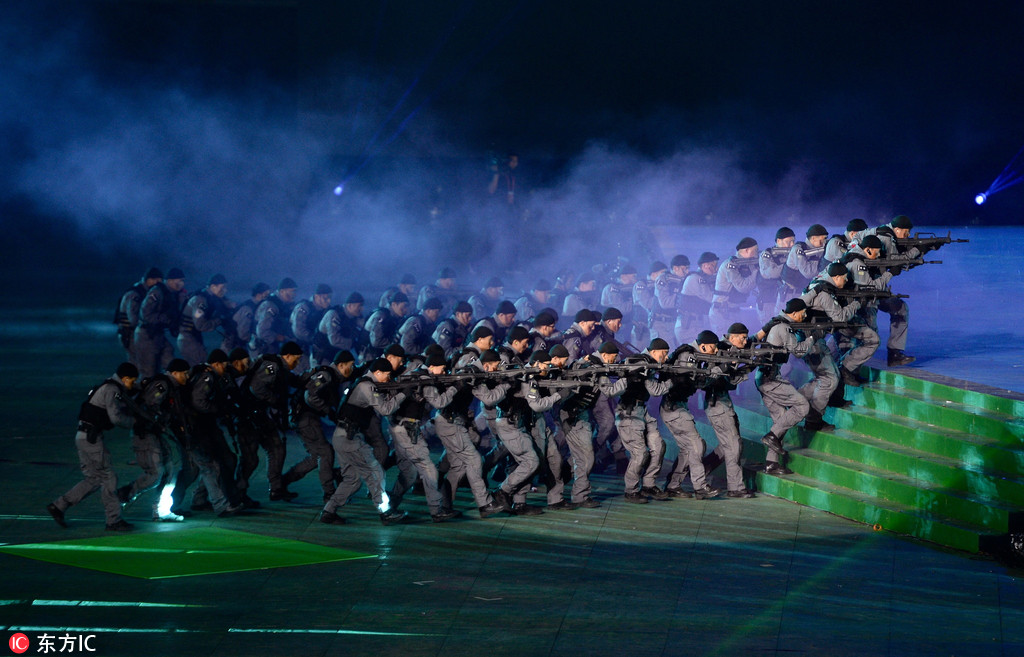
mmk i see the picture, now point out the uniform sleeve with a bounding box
[726,261,759,294]
[140,286,163,325]
[255,303,278,345]
[126,290,143,327]
[248,362,280,405]
[424,384,458,409]
[473,381,510,406]
[524,381,560,412]
[99,382,135,429]
[398,316,421,354]
[291,302,315,344]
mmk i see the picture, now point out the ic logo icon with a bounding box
[8,633,29,654]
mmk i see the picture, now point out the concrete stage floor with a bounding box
[1,224,1022,656]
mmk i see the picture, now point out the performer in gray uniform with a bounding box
[614,339,674,503]
[514,279,553,323]
[290,284,333,370]
[757,228,794,324]
[780,224,829,301]
[632,261,667,348]
[652,255,689,346]
[755,299,816,475]
[710,238,759,335]
[703,324,757,497]
[417,267,460,317]
[842,235,914,366]
[801,263,880,388]
[319,358,408,525]
[178,274,232,366]
[364,292,409,361]
[251,278,298,358]
[561,309,598,361]
[823,219,868,270]
[223,282,269,354]
[661,332,723,499]
[48,363,139,531]
[398,297,443,355]
[134,268,186,379]
[600,265,637,342]
[677,252,718,343]
[432,301,475,359]
[114,267,163,365]
[562,272,598,323]
[318,292,368,362]
[468,277,505,320]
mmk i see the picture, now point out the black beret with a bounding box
[384,344,405,358]
[784,298,807,314]
[508,326,531,342]
[207,348,228,364]
[602,307,623,321]
[391,292,409,304]
[346,291,365,304]
[698,251,719,265]
[479,349,500,363]
[576,271,597,284]
[438,267,457,279]
[144,267,164,280]
[529,350,552,364]
[696,330,719,345]
[332,350,355,365]
[598,341,620,354]
[847,219,868,233]
[251,282,271,296]
[423,343,445,358]
[549,344,570,358]
[533,279,552,291]
[735,237,758,251]
[280,341,304,356]
[369,358,393,372]
[315,283,333,295]
[167,358,190,373]
[496,300,517,315]
[648,338,670,351]
[278,277,298,290]
[650,261,668,274]
[208,273,227,286]
[533,312,556,327]
[574,309,595,323]
[400,273,417,285]
[116,362,140,379]
[471,326,494,340]
[827,263,849,277]
[860,235,884,250]
[485,276,504,288]
[229,347,250,361]
[620,265,637,276]
[806,224,829,237]
[670,254,690,268]
[891,215,913,229]
[775,227,795,240]
[454,301,473,314]
[726,322,749,335]
[426,353,447,367]
[423,297,443,310]
[166,268,185,280]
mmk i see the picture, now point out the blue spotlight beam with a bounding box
[977,142,1024,204]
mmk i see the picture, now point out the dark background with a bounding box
[2,0,1021,302]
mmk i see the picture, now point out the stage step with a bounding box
[726,366,1024,554]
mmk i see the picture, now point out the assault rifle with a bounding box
[895,231,969,252]
[375,367,543,391]
[866,257,941,272]
[832,287,909,300]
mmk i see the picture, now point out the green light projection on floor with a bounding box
[0,527,375,579]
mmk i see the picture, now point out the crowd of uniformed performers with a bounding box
[48,215,962,530]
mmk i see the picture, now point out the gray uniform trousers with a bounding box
[592,394,622,457]
[126,432,172,512]
[54,432,123,525]
[755,377,809,464]
[433,415,494,508]
[531,420,566,505]
[560,412,596,503]
[799,343,840,414]
[387,419,446,514]
[661,402,710,490]
[495,417,541,504]
[325,425,386,513]
[616,406,666,494]
[284,412,336,497]
[705,399,744,492]
[177,332,208,367]
[869,297,909,350]
[836,324,880,373]
[133,329,174,379]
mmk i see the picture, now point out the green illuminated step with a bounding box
[755,471,1005,554]
[844,382,1024,444]
[829,405,1024,477]
[785,449,1023,534]
[863,367,1024,418]
[804,428,1024,508]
